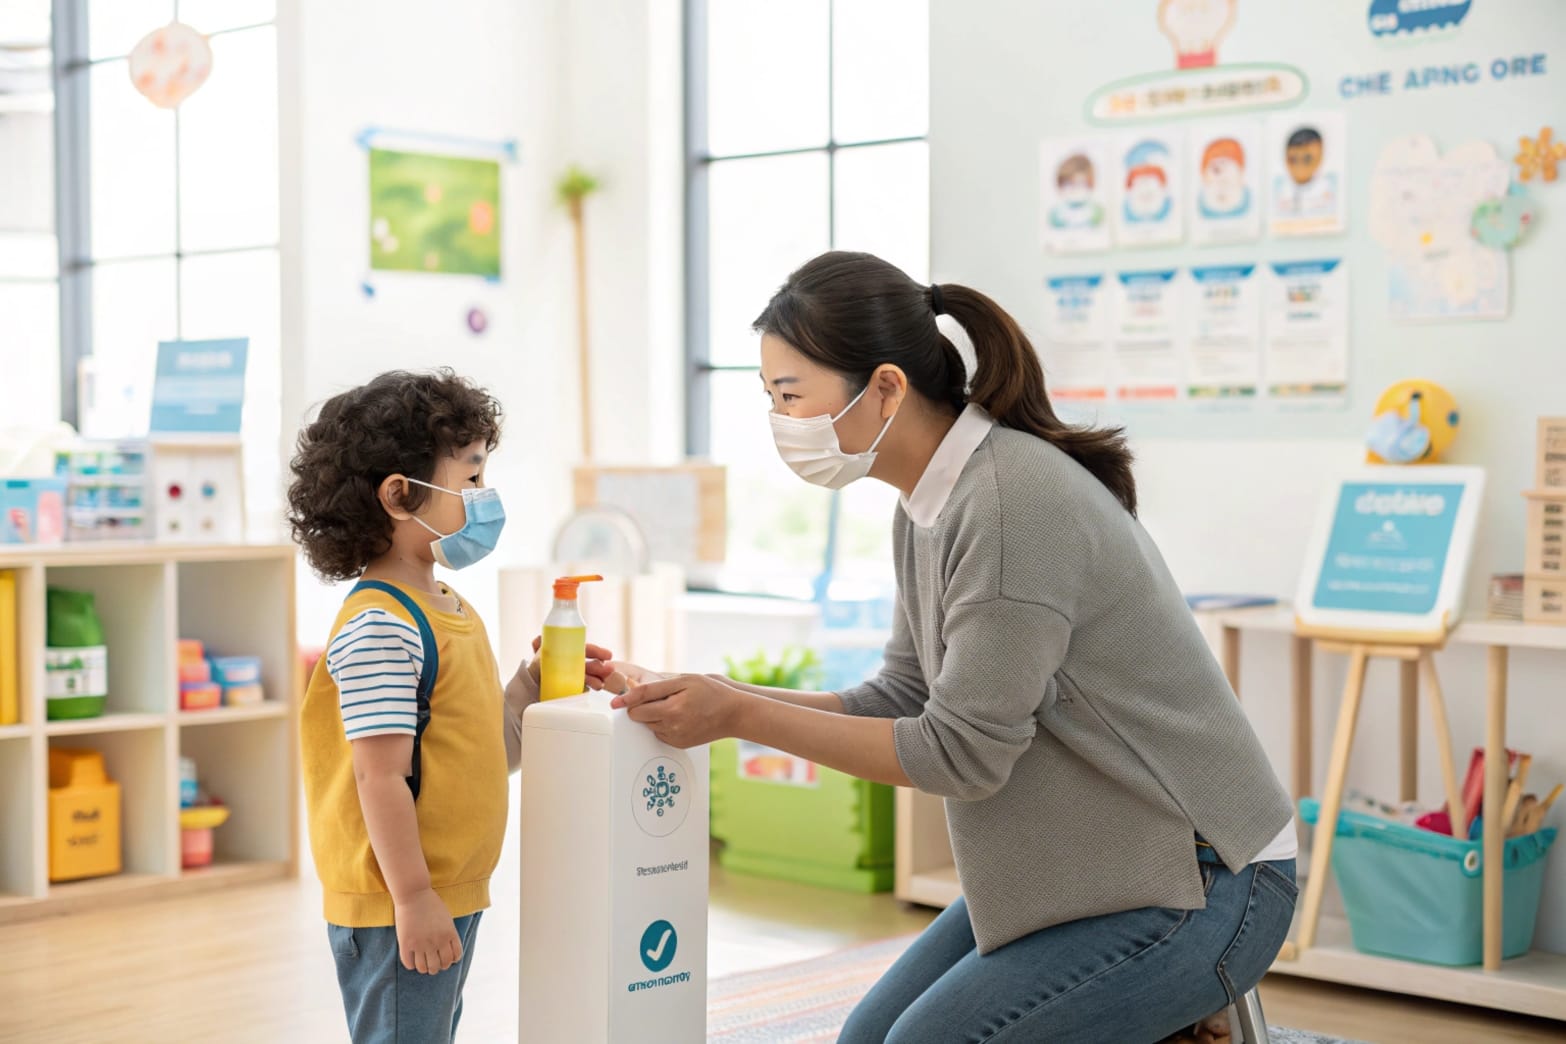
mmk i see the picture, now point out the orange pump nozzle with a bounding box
[552,574,603,599]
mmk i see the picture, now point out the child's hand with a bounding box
[393,888,463,975]
[527,637,616,689]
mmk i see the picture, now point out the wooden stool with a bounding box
[1288,632,1467,955]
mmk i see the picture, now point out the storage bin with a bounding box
[1523,576,1566,626]
[0,571,17,725]
[0,477,66,544]
[1538,417,1566,489]
[180,682,221,711]
[1523,491,1566,577]
[209,655,262,686]
[709,738,894,892]
[48,749,122,882]
[1301,797,1556,965]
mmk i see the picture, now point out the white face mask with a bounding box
[768,384,895,490]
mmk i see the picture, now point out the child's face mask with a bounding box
[405,478,507,570]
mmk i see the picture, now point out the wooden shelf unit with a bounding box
[0,543,300,925]
[893,605,1566,1020]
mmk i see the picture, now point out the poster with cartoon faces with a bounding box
[1188,122,1262,246]
[1268,111,1347,237]
[1041,138,1113,254]
[1113,133,1184,248]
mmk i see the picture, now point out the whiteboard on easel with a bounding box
[1295,465,1485,637]
[572,465,726,573]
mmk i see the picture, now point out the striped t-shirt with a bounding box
[324,608,426,740]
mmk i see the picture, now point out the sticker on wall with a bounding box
[1042,274,1113,402]
[466,306,489,335]
[1368,0,1472,40]
[1085,2,1305,124]
[1112,133,1185,247]
[1370,135,1511,322]
[1470,184,1535,249]
[128,23,213,109]
[1188,121,1263,245]
[1267,111,1348,238]
[1040,138,1113,254]
[1515,126,1566,183]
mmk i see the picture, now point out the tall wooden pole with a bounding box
[570,196,592,460]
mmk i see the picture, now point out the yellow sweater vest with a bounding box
[301,582,508,926]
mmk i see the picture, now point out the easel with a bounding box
[1283,617,1467,959]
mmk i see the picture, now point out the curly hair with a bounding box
[287,369,502,582]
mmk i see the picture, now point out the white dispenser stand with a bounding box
[519,692,709,1043]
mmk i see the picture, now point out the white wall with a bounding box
[931,0,1566,951]
[276,0,683,645]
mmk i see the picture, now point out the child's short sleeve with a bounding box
[325,607,425,741]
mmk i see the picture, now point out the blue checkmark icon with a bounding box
[640,919,677,972]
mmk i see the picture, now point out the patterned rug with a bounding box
[706,935,1361,1043]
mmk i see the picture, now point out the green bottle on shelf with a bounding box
[45,587,109,720]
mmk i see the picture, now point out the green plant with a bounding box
[554,165,601,208]
[723,646,823,691]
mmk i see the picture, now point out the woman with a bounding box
[614,251,1296,1043]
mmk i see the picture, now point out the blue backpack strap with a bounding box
[349,580,438,801]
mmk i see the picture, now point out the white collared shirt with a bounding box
[901,404,996,528]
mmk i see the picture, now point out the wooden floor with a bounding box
[3,784,1562,1042]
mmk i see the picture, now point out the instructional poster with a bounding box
[1267,111,1347,238]
[1112,269,1181,402]
[1188,121,1262,246]
[1042,274,1112,400]
[1041,138,1113,254]
[1264,259,1349,400]
[1112,132,1184,248]
[1186,265,1260,399]
[1370,135,1511,323]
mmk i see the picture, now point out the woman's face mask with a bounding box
[768,383,896,491]
[405,478,507,569]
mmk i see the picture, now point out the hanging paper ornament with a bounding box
[1515,126,1566,183]
[128,23,213,109]
[1470,184,1536,249]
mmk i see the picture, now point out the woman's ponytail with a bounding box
[938,283,1138,515]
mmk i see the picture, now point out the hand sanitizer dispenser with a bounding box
[519,692,709,1043]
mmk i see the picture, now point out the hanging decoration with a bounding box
[1470,183,1536,249]
[128,23,213,109]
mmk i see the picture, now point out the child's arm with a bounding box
[352,734,465,976]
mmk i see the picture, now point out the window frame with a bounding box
[51,0,279,428]
[681,0,928,458]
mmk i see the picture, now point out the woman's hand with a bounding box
[611,674,746,748]
[527,637,616,689]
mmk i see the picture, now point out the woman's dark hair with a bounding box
[287,369,503,581]
[753,251,1137,514]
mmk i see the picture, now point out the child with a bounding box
[289,369,611,1043]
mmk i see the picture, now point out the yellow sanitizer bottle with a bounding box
[539,575,603,701]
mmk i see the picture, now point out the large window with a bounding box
[55,0,281,529]
[0,2,59,431]
[686,0,929,594]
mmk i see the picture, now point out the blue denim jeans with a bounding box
[840,859,1296,1044]
[327,911,483,1044]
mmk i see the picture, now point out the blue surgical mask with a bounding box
[406,478,506,570]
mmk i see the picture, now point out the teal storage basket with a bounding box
[1301,797,1556,966]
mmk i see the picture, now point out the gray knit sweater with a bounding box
[839,424,1292,954]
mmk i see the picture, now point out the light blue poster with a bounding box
[149,339,249,435]
[1313,482,1464,614]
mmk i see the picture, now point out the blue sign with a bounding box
[1368,0,1471,38]
[148,339,249,435]
[1313,483,1464,614]
[639,919,677,973]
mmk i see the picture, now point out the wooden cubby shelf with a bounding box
[0,543,300,925]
